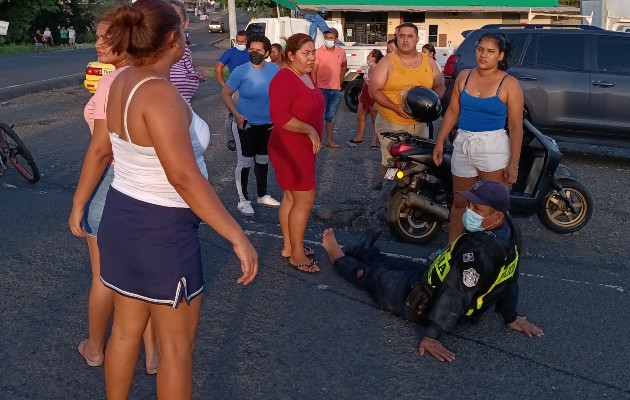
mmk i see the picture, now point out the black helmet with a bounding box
[402,86,442,122]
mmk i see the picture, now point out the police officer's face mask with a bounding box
[462,208,485,232]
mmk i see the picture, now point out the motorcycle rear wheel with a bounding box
[537,177,592,233]
[386,190,442,244]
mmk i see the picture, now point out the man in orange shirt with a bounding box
[370,23,445,187]
[312,28,347,148]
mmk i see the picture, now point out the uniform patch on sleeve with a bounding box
[463,252,474,262]
[463,268,480,287]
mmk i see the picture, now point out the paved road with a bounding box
[1,65,630,399]
[0,10,248,101]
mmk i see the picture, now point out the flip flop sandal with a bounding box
[370,145,379,150]
[283,245,315,258]
[78,339,104,367]
[288,259,320,274]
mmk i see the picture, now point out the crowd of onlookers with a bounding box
[33,25,77,53]
[33,25,76,52]
[68,0,528,396]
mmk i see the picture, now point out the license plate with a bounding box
[384,168,398,180]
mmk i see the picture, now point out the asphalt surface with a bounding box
[1,16,630,400]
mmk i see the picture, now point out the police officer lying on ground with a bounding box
[321,180,543,362]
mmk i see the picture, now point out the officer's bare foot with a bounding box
[322,228,345,262]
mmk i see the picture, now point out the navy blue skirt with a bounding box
[98,188,203,307]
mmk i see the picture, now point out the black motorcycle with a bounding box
[378,120,593,244]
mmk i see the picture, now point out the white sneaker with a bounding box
[237,200,255,216]
[257,195,281,208]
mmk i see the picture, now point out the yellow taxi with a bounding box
[84,61,115,93]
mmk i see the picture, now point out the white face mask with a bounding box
[324,40,335,48]
[235,44,246,51]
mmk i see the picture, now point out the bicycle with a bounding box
[0,122,40,183]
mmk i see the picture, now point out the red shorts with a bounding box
[359,82,375,112]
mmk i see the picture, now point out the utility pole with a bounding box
[228,0,237,43]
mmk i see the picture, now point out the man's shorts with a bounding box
[451,128,510,178]
[320,88,341,122]
[376,113,429,166]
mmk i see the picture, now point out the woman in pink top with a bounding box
[69,13,161,373]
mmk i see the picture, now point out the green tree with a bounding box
[0,0,115,44]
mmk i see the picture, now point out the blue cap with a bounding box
[457,180,509,213]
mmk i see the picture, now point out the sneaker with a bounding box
[226,140,236,152]
[237,200,255,216]
[257,194,281,208]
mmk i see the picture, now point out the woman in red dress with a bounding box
[268,33,324,273]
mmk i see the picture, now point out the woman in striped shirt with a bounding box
[168,0,200,104]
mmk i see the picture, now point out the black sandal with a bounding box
[283,245,315,258]
[288,259,320,274]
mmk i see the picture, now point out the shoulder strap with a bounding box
[124,77,163,143]
[496,73,509,96]
[463,69,474,89]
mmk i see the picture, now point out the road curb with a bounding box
[0,74,83,102]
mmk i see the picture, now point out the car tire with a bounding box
[344,79,363,113]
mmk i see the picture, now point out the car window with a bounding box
[246,23,266,35]
[522,34,586,71]
[596,36,630,74]
[505,33,528,65]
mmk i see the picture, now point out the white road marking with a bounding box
[244,229,626,293]
[0,73,83,90]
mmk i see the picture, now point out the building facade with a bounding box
[275,0,580,47]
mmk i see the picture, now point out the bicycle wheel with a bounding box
[0,122,40,183]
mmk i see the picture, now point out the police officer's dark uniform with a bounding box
[332,184,521,341]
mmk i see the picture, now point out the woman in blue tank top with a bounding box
[433,33,524,242]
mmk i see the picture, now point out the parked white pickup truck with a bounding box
[244,17,454,112]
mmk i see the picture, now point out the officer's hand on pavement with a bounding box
[418,337,456,362]
[507,316,544,338]
[394,104,412,120]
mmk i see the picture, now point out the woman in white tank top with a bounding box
[68,1,258,398]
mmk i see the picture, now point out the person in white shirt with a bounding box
[68,26,76,48]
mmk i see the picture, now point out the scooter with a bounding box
[377,120,593,244]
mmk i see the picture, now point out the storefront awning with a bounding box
[274,0,297,10]
[295,0,559,5]
[294,5,578,13]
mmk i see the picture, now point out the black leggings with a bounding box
[233,122,272,202]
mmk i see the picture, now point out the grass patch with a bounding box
[0,44,38,55]
[197,65,229,79]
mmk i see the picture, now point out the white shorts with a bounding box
[451,128,510,178]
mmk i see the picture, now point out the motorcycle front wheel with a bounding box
[537,177,592,233]
[386,190,442,244]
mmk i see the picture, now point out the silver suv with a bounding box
[443,25,630,145]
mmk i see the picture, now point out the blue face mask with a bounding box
[462,208,485,232]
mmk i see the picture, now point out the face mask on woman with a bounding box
[235,44,246,51]
[249,51,265,65]
[324,40,335,48]
[366,59,373,66]
[462,208,485,232]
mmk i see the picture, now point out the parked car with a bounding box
[83,61,115,93]
[208,20,225,33]
[442,24,630,145]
